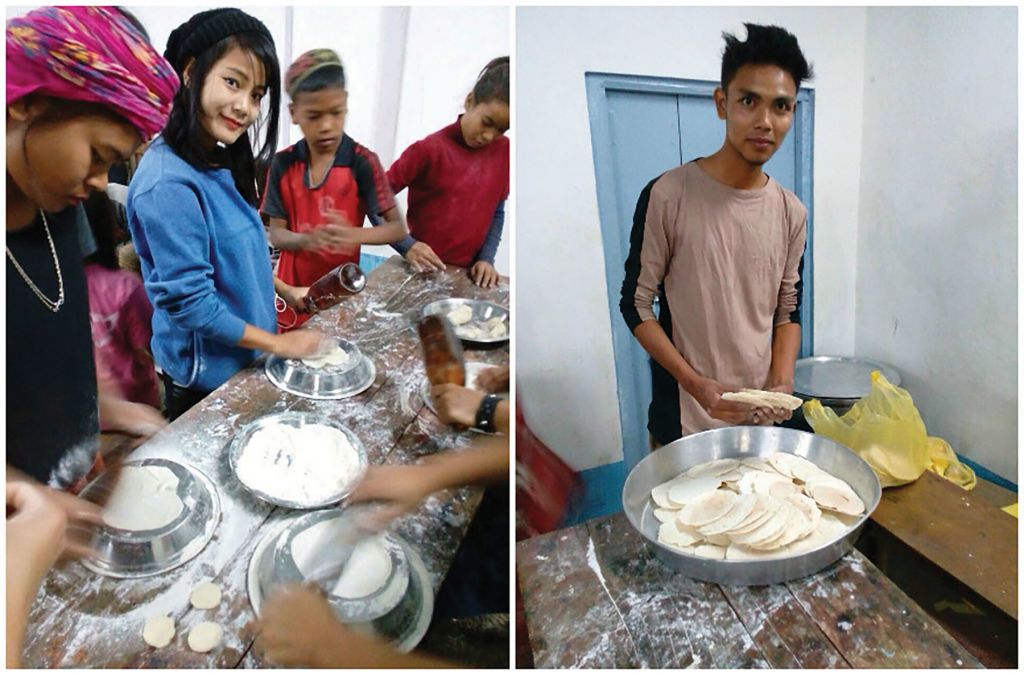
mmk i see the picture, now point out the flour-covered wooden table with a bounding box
[23,256,509,668]
[517,513,982,668]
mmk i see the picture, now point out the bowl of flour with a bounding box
[229,411,368,509]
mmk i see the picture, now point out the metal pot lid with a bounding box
[793,356,901,401]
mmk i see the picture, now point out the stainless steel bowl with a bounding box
[80,459,221,578]
[271,509,409,622]
[420,361,507,434]
[421,298,509,344]
[265,336,376,400]
[228,411,369,509]
[420,360,489,411]
[622,426,881,585]
[247,513,432,653]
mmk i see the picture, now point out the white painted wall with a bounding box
[855,7,1017,480]
[517,7,868,471]
[6,5,510,274]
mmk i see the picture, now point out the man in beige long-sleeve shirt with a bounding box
[620,23,814,446]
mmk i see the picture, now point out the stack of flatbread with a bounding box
[721,389,804,410]
[650,453,864,560]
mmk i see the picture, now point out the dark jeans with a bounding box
[160,372,211,422]
[433,484,509,620]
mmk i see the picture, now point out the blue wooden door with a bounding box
[586,73,814,490]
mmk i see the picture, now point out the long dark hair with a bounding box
[162,32,281,206]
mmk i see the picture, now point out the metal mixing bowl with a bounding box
[271,509,409,622]
[228,411,368,509]
[622,426,881,585]
[247,512,433,653]
[80,459,221,578]
[265,336,376,400]
[421,298,509,344]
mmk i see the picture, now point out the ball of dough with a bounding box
[189,582,222,610]
[187,622,222,653]
[142,615,175,649]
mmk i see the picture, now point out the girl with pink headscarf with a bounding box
[6,7,177,665]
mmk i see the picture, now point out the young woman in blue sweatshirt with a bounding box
[128,9,323,420]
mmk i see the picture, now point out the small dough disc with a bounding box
[698,493,758,536]
[190,582,222,610]
[678,489,737,528]
[650,478,685,509]
[686,458,740,478]
[666,475,721,507]
[767,453,825,483]
[187,622,222,653]
[658,520,702,547]
[692,543,727,560]
[808,483,865,516]
[653,508,678,523]
[142,615,175,649]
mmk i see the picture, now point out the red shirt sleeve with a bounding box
[386,138,430,194]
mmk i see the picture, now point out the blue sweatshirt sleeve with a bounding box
[132,181,247,346]
[475,201,505,264]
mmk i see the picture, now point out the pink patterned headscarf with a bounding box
[6,6,178,139]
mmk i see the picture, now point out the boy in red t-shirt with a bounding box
[261,49,407,329]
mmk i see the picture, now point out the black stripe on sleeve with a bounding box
[787,250,805,325]
[619,175,663,333]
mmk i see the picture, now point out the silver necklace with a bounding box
[6,210,65,313]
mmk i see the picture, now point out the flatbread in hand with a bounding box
[721,389,803,411]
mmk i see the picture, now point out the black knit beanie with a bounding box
[164,8,274,76]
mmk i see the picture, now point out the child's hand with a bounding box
[271,330,328,359]
[303,224,353,253]
[255,584,386,667]
[346,465,441,521]
[277,283,309,311]
[405,242,445,273]
[470,260,500,288]
[98,395,167,438]
[476,366,510,393]
[431,383,485,427]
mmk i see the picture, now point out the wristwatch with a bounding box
[474,394,502,433]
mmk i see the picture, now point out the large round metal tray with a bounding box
[228,411,369,509]
[622,426,881,585]
[265,336,376,400]
[421,298,509,344]
[80,459,221,578]
[247,517,433,654]
[794,355,901,403]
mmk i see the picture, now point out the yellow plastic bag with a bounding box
[803,371,930,487]
[927,436,977,490]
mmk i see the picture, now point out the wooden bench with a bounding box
[869,470,1017,619]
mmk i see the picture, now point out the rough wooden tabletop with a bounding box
[517,512,983,669]
[22,257,509,668]
[870,469,1017,619]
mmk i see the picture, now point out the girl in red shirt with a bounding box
[387,57,510,288]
